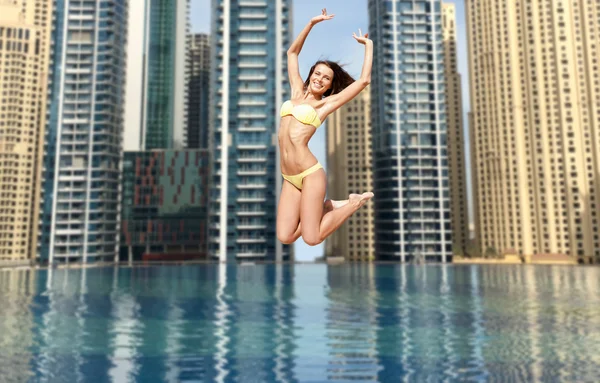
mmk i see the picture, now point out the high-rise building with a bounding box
[187,33,210,150]
[120,150,210,262]
[210,0,293,262]
[39,0,128,264]
[442,3,468,256]
[0,1,53,262]
[124,0,189,151]
[120,1,204,262]
[467,0,600,262]
[369,0,452,262]
[325,88,375,261]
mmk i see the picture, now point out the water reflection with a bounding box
[325,264,381,381]
[0,264,599,382]
[0,269,36,383]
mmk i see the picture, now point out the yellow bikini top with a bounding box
[280,100,322,128]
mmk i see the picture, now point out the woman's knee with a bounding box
[302,232,323,246]
[277,230,296,244]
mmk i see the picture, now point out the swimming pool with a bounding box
[0,263,599,382]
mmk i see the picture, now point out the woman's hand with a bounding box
[352,29,371,45]
[311,8,334,25]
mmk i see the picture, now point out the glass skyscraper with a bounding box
[124,0,189,151]
[369,0,452,262]
[210,0,293,262]
[39,0,127,264]
[187,33,210,150]
[120,0,197,262]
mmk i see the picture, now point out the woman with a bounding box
[276,9,373,246]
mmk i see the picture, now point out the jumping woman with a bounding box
[276,9,374,246]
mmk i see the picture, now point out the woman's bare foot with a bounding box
[324,199,350,212]
[349,192,374,209]
[331,199,349,209]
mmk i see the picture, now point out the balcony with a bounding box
[238,74,267,80]
[52,225,85,235]
[237,144,268,150]
[239,1,267,6]
[236,224,267,230]
[239,62,267,69]
[237,170,267,176]
[237,251,267,258]
[236,183,267,189]
[237,113,267,119]
[238,126,267,132]
[236,210,266,216]
[238,25,268,32]
[238,50,267,56]
[238,100,266,107]
[238,87,266,93]
[236,237,266,243]
[236,196,267,202]
[237,156,267,163]
[239,13,267,19]
[239,38,267,44]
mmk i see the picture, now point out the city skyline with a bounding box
[191,0,472,261]
[0,1,597,264]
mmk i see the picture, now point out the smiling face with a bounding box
[308,63,334,96]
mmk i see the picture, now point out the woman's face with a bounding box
[309,64,334,96]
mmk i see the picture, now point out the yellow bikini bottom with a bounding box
[282,162,323,190]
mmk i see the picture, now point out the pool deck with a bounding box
[452,255,523,265]
[453,254,583,265]
[0,258,598,271]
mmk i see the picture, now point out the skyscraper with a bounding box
[325,88,375,261]
[187,33,210,150]
[0,1,53,262]
[39,0,128,264]
[369,0,452,262]
[124,0,189,151]
[467,1,600,262]
[120,150,210,262]
[210,1,293,262]
[442,3,468,256]
[121,0,206,262]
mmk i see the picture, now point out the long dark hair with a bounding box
[303,60,354,97]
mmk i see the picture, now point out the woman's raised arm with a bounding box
[322,29,372,115]
[287,9,334,97]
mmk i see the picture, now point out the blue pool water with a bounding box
[0,264,599,382]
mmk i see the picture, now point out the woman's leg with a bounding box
[300,169,373,246]
[276,181,348,244]
[276,181,303,244]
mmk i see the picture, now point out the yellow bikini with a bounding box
[280,100,324,189]
[282,162,323,190]
[280,100,322,128]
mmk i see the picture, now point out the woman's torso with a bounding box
[278,99,325,175]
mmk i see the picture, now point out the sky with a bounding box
[191,0,471,262]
